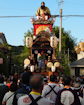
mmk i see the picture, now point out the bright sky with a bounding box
[0,0,84,46]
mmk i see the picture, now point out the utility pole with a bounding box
[59,0,62,62]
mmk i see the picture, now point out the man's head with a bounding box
[24,67,28,72]
[22,71,33,86]
[0,77,4,83]
[41,2,45,9]
[50,74,57,82]
[63,76,71,85]
[41,2,45,6]
[30,74,44,91]
[73,82,81,93]
[10,83,17,92]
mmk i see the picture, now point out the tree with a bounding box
[11,29,34,73]
[62,54,70,75]
[52,26,77,61]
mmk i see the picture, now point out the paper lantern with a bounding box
[45,16,48,20]
[36,16,40,20]
[47,62,53,68]
[30,65,34,72]
[79,42,84,51]
[54,62,60,68]
[50,36,57,48]
[24,58,30,65]
[33,36,36,40]
[30,18,34,24]
[24,65,28,69]
[0,58,3,64]
[51,66,56,72]
[25,36,33,48]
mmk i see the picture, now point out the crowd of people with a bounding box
[0,69,84,105]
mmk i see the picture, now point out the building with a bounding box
[69,51,84,76]
[0,33,7,45]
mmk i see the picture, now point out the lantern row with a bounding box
[25,36,58,48]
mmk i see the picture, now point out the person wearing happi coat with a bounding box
[55,76,81,105]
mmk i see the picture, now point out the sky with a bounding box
[0,0,84,46]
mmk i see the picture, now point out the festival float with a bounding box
[24,14,63,76]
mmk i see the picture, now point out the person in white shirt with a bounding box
[73,82,83,105]
[18,74,54,105]
[42,74,60,104]
[2,83,17,105]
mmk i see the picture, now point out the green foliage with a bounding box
[0,52,8,76]
[11,45,24,55]
[52,26,77,50]
[23,28,33,45]
[12,52,29,73]
[62,54,70,76]
[11,29,34,73]
[52,26,77,62]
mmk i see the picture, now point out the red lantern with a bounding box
[0,58,3,64]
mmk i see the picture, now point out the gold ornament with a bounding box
[36,26,47,34]
[24,58,30,65]
[47,62,53,68]
[74,45,81,54]
[54,62,60,68]
[79,42,84,51]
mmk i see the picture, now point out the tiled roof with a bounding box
[69,58,84,67]
[0,33,7,43]
[0,33,3,37]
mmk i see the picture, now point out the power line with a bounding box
[62,15,84,17]
[0,16,36,18]
[0,15,84,18]
[52,15,84,17]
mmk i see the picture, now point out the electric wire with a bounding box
[0,15,84,18]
